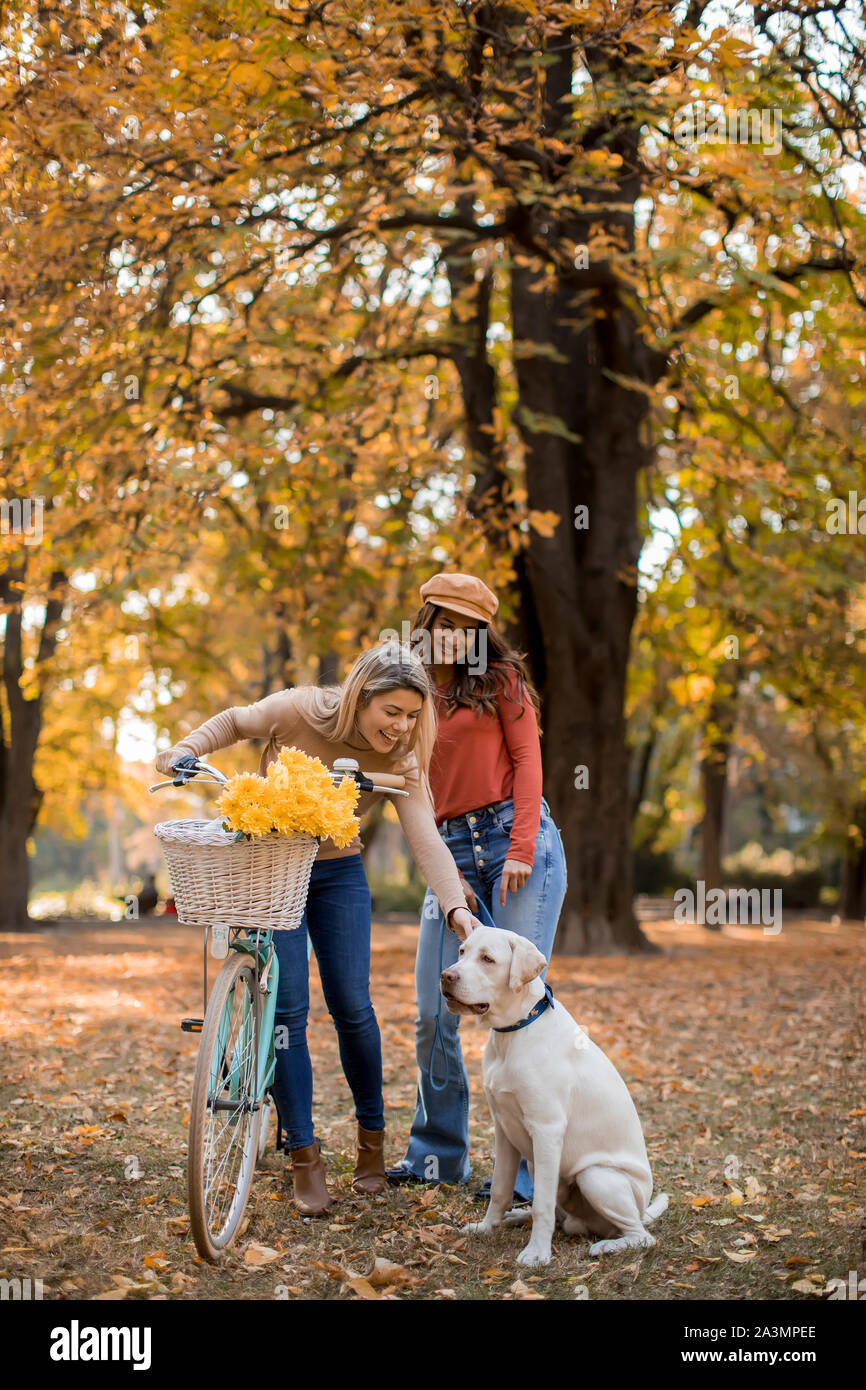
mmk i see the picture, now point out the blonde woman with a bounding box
[155,643,481,1216]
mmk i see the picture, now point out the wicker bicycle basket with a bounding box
[154,819,319,931]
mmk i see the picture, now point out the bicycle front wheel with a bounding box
[188,949,263,1261]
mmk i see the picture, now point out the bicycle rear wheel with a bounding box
[188,949,263,1261]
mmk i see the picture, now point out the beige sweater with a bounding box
[155,686,468,920]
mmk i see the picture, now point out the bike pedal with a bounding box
[180,1017,204,1032]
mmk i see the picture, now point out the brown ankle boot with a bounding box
[352,1124,386,1194]
[289,1141,332,1216]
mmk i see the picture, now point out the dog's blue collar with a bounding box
[492,982,554,1033]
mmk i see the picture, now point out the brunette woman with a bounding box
[386,573,567,1201]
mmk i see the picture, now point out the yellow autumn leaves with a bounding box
[216,746,360,847]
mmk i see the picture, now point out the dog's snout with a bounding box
[441,969,458,986]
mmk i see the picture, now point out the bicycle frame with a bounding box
[231,928,280,1109]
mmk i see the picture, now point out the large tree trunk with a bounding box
[445,205,657,951]
[508,270,653,952]
[504,113,661,948]
[0,724,40,929]
[0,564,65,929]
[441,20,669,953]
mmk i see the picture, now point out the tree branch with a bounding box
[672,255,861,335]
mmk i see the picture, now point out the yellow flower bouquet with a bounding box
[216,746,360,848]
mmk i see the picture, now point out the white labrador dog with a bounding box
[441,925,667,1267]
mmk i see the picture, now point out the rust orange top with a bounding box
[429,669,543,867]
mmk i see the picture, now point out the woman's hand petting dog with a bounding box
[447,906,485,941]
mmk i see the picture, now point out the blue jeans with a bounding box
[396,798,567,1195]
[270,854,384,1151]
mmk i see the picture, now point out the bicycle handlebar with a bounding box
[148,760,229,793]
[149,757,408,797]
[331,757,408,797]
[359,771,406,790]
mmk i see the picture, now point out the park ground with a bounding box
[0,913,863,1302]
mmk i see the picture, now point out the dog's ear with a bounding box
[508,936,547,991]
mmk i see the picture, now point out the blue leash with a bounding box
[428,895,497,1092]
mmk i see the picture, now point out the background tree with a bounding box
[2,0,864,947]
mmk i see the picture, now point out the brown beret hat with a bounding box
[419,572,499,624]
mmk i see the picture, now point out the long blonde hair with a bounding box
[303,642,437,805]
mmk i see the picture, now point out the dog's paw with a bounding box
[462,1220,495,1237]
[587,1237,619,1256]
[588,1232,655,1257]
[516,1243,551,1268]
[502,1208,532,1228]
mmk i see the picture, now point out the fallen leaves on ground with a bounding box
[243,1243,282,1266]
[0,915,862,1301]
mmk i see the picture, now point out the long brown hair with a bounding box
[410,602,542,729]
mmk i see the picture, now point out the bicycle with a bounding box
[150,754,407,1262]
